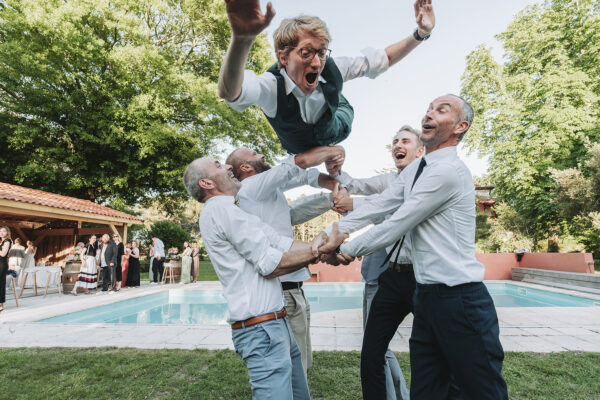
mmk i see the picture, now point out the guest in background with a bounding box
[126,240,141,287]
[181,241,192,284]
[191,242,200,283]
[21,240,36,286]
[8,237,25,276]
[0,226,13,312]
[121,244,130,287]
[151,235,165,284]
[99,234,117,292]
[148,244,154,282]
[71,241,96,295]
[71,236,98,295]
[113,233,125,291]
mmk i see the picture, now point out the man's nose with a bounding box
[310,53,322,68]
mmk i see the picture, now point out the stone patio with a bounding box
[1,280,600,352]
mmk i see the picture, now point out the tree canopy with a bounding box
[0,0,282,207]
[461,0,600,248]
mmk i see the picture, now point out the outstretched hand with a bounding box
[414,0,435,35]
[225,0,275,39]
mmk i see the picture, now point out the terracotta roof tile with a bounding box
[0,182,144,223]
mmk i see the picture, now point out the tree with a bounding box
[550,141,600,255]
[148,220,190,251]
[0,0,282,207]
[460,0,600,249]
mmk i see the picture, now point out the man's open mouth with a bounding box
[394,152,406,160]
[422,123,436,130]
[305,72,318,84]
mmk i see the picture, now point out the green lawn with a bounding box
[140,260,218,282]
[0,349,598,399]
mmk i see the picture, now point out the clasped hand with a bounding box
[310,222,355,265]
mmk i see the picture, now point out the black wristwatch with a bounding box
[413,28,431,41]
[335,245,342,255]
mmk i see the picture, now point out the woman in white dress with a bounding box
[20,241,36,287]
[71,235,99,295]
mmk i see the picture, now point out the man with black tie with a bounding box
[317,94,508,399]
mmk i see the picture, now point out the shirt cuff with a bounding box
[277,236,294,253]
[352,196,366,210]
[336,171,353,186]
[259,247,286,276]
[281,155,297,166]
[340,242,357,257]
[361,47,389,79]
[224,70,260,112]
[307,168,320,188]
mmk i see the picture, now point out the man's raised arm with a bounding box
[217,0,275,101]
[384,0,435,67]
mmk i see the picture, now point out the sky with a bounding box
[249,0,536,198]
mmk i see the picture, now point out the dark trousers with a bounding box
[0,259,7,303]
[152,258,165,282]
[409,282,508,400]
[361,269,415,400]
[100,267,111,291]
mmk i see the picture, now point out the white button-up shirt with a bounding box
[337,147,484,286]
[226,48,389,123]
[153,238,165,258]
[200,195,294,323]
[237,156,320,282]
[337,171,412,264]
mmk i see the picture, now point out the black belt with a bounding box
[389,262,413,273]
[281,281,303,290]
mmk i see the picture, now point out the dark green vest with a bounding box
[266,58,354,154]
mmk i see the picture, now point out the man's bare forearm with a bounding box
[218,36,255,101]
[318,174,338,192]
[266,241,316,279]
[385,35,422,67]
[295,146,344,169]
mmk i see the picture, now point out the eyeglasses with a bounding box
[293,47,332,62]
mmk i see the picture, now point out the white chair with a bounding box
[162,262,175,285]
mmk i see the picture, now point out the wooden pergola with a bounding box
[0,182,143,265]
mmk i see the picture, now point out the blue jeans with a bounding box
[232,317,310,400]
[363,280,410,400]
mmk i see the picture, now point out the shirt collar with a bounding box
[423,146,457,165]
[205,195,236,206]
[280,68,327,96]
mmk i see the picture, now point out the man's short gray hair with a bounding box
[183,159,208,203]
[446,94,474,141]
[396,125,424,147]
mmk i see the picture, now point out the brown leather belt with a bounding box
[389,262,414,273]
[231,309,287,330]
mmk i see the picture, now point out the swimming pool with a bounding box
[40,283,599,325]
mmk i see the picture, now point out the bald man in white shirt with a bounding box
[184,157,319,400]
[317,95,508,399]
[227,145,343,376]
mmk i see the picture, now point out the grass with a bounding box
[140,260,218,282]
[0,349,598,399]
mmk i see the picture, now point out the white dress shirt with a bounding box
[337,147,484,286]
[200,195,294,323]
[337,170,412,264]
[153,238,165,258]
[237,156,320,282]
[227,48,389,124]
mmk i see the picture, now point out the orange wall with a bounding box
[309,253,595,282]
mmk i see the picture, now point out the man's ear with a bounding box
[240,163,254,174]
[453,121,470,137]
[416,146,426,158]
[198,178,214,190]
[277,50,288,68]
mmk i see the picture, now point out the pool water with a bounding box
[40,283,599,325]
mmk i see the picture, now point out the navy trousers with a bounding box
[409,282,508,400]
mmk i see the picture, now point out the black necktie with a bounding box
[382,157,427,268]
